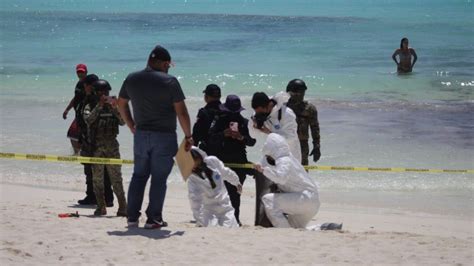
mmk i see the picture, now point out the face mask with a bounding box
[266,156,276,166]
[289,91,304,103]
[193,163,217,189]
[254,112,270,129]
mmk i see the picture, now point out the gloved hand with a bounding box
[309,145,321,162]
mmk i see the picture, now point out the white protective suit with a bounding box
[259,133,320,228]
[261,91,301,162]
[187,147,241,228]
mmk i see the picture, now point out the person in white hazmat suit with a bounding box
[251,91,301,163]
[187,146,242,228]
[254,133,320,228]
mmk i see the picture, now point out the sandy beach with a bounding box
[1,182,472,265]
[1,0,473,264]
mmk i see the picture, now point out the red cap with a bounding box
[76,63,87,73]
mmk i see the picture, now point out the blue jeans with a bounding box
[127,130,178,221]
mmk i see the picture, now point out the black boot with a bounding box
[79,164,97,205]
[78,195,96,205]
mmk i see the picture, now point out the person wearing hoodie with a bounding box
[251,91,301,163]
[187,146,242,228]
[254,133,320,228]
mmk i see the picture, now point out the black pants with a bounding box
[84,164,114,203]
[224,167,256,224]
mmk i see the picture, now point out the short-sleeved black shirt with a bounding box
[73,80,85,112]
[119,67,185,132]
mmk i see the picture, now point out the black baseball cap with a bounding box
[149,45,171,61]
[203,84,221,98]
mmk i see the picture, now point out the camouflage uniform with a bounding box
[84,102,127,215]
[286,100,320,166]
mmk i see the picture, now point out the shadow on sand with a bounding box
[107,228,185,240]
[68,204,95,209]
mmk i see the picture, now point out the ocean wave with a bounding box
[316,98,474,112]
[0,10,372,24]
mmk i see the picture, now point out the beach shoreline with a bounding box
[1,182,472,264]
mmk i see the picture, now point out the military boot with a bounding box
[116,197,127,217]
[115,187,127,217]
[93,192,107,216]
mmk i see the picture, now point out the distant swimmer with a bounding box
[392,37,418,73]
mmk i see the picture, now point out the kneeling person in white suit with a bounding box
[254,133,320,228]
[187,146,242,228]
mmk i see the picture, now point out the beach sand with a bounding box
[0,182,472,265]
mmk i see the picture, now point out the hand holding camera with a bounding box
[100,95,117,107]
[228,122,244,140]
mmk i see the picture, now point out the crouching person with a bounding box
[254,133,320,228]
[84,79,127,216]
[187,147,242,228]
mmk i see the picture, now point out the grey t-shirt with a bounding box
[119,67,185,132]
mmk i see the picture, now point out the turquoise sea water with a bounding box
[0,1,473,198]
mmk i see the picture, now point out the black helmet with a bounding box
[286,79,307,92]
[83,74,99,85]
[92,79,112,92]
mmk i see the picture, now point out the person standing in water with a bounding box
[392,37,418,73]
[63,63,88,154]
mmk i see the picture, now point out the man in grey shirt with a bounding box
[118,45,193,229]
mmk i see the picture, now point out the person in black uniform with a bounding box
[208,95,256,225]
[192,84,222,156]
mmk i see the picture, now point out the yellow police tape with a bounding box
[1,152,473,174]
[0,152,133,165]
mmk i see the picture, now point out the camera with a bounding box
[229,122,239,132]
[104,96,116,104]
